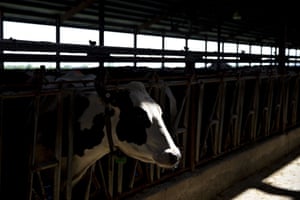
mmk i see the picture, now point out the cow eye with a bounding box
[134,107,151,127]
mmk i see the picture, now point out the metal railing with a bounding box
[1,67,300,199]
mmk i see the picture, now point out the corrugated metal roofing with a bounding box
[0,0,299,48]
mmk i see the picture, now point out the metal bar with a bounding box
[229,79,240,147]
[84,164,94,200]
[108,155,114,197]
[266,78,274,136]
[53,92,63,200]
[149,164,154,183]
[236,80,245,146]
[0,39,278,59]
[0,9,3,71]
[117,161,124,194]
[156,166,161,180]
[37,171,47,199]
[98,0,104,68]
[189,83,197,170]
[29,95,40,200]
[250,76,260,140]
[128,160,138,189]
[195,83,204,162]
[0,97,3,194]
[33,161,58,172]
[56,15,61,71]
[291,77,299,125]
[66,90,74,200]
[217,80,226,154]
[282,78,289,132]
[182,83,191,167]
[97,160,110,199]
[212,85,221,155]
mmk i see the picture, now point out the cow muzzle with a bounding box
[153,148,181,168]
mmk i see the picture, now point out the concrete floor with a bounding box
[216,148,300,200]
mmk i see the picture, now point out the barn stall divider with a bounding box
[1,67,300,200]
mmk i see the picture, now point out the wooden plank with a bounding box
[61,0,96,21]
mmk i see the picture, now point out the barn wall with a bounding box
[127,127,300,200]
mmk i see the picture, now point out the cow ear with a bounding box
[95,69,132,107]
[95,69,112,103]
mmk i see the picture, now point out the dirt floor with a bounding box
[216,148,300,200]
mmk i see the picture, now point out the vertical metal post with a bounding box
[182,83,191,167]
[0,9,4,71]
[134,31,137,68]
[217,80,226,154]
[291,78,299,125]
[56,16,61,71]
[250,76,260,140]
[278,21,287,69]
[189,84,196,170]
[162,34,165,69]
[53,92,63,200]
[217,20,221,65]
[282,77,289,132]
[195,83,204,162]
[66,91,74,200]
[98,0,105,68]
[0,97,3,195]
[236,41,239,68]
[267,78,274,135]
[108,155,114,197]
[234,79,245,146]
[271,46,274,66]
[28,95,40,200]
[249,44,252,67]
[204,36,208,68]
[260,45,263,66]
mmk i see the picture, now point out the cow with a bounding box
[35,70,181,198]
[208,61,232,70]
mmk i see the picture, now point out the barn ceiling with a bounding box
[0,0,299,48]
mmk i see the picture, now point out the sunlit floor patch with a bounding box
[217,152,300,200]
[262,155,300,192]
[232,188,294,200]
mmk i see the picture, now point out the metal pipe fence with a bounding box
[0,68,300,199]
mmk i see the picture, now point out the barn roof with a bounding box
[0,0,299,48]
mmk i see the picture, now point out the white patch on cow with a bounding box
[78,92,105,131]
[69,138,110,186]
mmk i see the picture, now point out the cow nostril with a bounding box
[168,153,179,165]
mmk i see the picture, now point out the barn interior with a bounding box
[1,0,300,200]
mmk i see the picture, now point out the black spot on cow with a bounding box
[73,94,106,156]
[115,91,151,145]
[74,113,105,156]
[38,92,106,157]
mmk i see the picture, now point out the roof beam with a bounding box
[137,13,168,31]
[61,0,96,22]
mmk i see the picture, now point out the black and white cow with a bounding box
[208,61,232,70]
[37,70,181,194]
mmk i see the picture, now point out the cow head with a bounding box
[98,81,181,168]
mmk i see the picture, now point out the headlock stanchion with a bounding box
[1,67,300,199]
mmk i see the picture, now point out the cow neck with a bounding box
[104,103,115,153]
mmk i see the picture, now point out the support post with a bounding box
[0,9,4,71]
[56,16,61,71]
[98,0,104,68]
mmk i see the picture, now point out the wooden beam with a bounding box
[137,13,168,31]
[61,0,96,21]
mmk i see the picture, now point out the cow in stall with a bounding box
[35,70,181,199]
[208,61,232,70]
